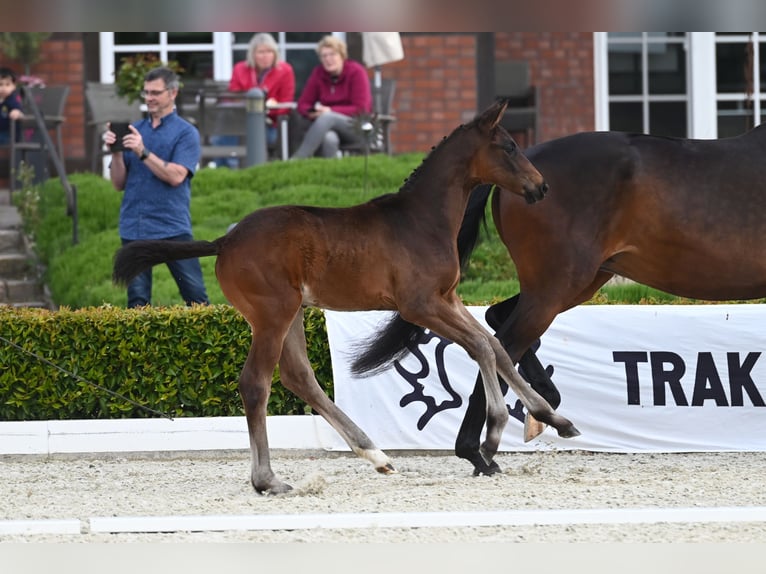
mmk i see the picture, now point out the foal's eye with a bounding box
[502,141,517,154]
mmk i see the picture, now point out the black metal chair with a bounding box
[9,85,70,191]
[494,60,539,147]
[339,78,397,156]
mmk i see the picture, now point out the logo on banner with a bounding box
[393,330,554,429]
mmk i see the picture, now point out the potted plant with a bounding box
[0,32,51,77]
[114,54,184,104]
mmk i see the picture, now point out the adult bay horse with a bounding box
[462,125,766,474]
[112,99,579,494]
[359,125,766,476]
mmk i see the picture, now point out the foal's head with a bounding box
[468,99,548,204]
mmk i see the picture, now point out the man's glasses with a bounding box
[140,88,170,98]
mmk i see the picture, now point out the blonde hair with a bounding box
[247,33,280,67]
[316,35,347,60]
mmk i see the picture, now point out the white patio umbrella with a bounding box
[361,32,404,90]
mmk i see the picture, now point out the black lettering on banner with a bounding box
[691,352,728,406]
[615,350,766,408]
[650,351,689,406]
[728,352,765,407]
[613,351,647,405]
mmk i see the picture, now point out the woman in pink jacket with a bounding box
[291,35,371,159]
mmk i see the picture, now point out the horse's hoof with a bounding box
[523,413,547,442]
[557,423,581,439]
[254,479,293,495]
[472,460,502,477]
[377,463,397,475]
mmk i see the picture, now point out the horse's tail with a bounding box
[113,239,221,285]
[458,184,493,271]
[350,313,425,377]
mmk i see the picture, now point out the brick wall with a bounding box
[494,32,595,142]
[383,32,595,153]
[382,34,479,153]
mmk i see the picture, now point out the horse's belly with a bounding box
[609,248,766,301]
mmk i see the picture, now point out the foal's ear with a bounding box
[480,98,509,131]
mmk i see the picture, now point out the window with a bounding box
[596,32,766,139]
[715,33,765,138]
[605,33,689,137]
[101,32,344,98]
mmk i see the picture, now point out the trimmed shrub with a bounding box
[0,305,331,420]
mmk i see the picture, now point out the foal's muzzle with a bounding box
[523,181,549,204]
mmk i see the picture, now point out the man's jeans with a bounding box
[122,234,210,308]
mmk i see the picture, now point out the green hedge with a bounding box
[0,305,331,421]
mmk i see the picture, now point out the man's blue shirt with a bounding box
[118,111,200,240]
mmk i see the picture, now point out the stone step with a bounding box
[0,229,24,253]
[1,278,45,304]
[0,253,34,278]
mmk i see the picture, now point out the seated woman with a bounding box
[291,35,371,159]
[213,32,295,166]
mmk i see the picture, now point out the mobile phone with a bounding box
[110,122,131,152]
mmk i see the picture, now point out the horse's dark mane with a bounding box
[398,118,480,194]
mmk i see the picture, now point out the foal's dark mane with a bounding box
[397,119,479,195]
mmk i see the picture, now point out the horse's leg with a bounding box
[456,271,612,473]
[487,296,561,407]
[457,295,556,473]
[405,296,577,469]
[238,327,293,495]
[500,271,612,442]
[278,310,395,474]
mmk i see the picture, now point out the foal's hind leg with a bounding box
[278,310,395,475]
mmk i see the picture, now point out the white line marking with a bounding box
[0,519,81,535]
[89,506,766,533]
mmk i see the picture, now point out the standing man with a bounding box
[105,66,209,308]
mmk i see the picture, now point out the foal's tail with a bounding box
[350,313,425,376]
[112,239,221,285]
[351,185,495,377]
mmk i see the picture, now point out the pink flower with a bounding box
[19,75,46,88]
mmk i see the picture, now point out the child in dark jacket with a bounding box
[0,67,23,145]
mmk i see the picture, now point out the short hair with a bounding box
[144,66,180,91]
[247,33,280,67]
[0,67,17,83]
[316,35,347,60]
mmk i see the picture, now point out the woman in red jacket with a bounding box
[291,35,371,159]
[212,33,295,166]
[229,32,295,144]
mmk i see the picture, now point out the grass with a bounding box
[24,153,749,309]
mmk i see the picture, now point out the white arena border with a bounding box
[0,415,349,456]
[5,506,766,536]
[88,506,766,533]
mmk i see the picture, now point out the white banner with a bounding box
[326,305,766,452]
